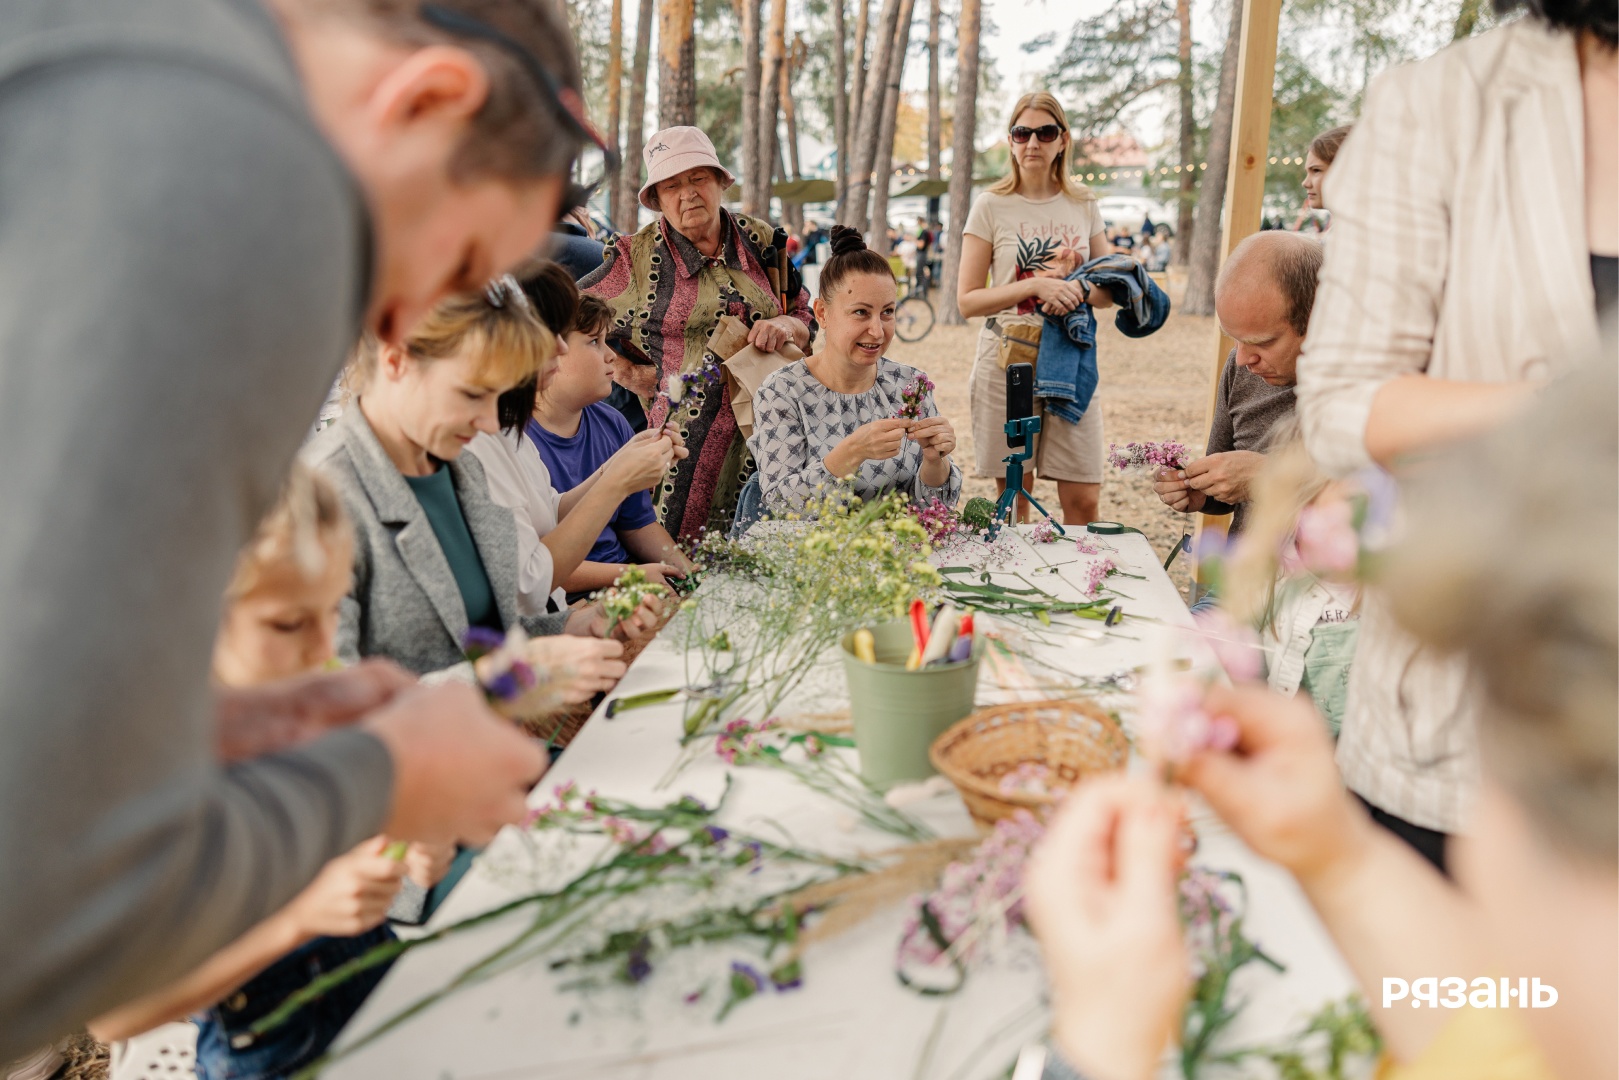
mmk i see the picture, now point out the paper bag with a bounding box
[705,314,755,361]
[707,315,804,439]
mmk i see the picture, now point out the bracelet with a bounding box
[1011,1042,1104,1080]
[1038,1046,1099,1080]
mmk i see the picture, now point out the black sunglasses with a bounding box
[1009,124,1064,145]
[419,4,621,207]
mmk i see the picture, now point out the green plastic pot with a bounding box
[840,619,983,788]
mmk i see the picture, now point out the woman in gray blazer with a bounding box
[306,279,659,686]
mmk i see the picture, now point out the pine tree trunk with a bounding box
[841,0,903,233]
[832,0,850,213]
[617,0,655,232]
[741,0,764,214]
[869,0,917,253]
[842,0,871,221]
[657,0,697,129]
[758,0,788,220]
[850,0,871,151]
[1171,0,1195,267]
[925,0,941,222]
[606,0,625,226]
[782,45,805,233]
[936,0,980,326]
[927,0,941,179]
[1181,0,1242,316]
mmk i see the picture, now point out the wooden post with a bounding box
[1192,0,1282,586]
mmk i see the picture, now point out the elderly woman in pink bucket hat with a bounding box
[580,126,814,539]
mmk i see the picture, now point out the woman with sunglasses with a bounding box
[957,92,1113,527]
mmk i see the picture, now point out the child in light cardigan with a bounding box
[90,464,452,1079]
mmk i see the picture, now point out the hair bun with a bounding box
[828,225,868,258]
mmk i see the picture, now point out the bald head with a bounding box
[1216,232,1323,334]
[1213,232,1323,386]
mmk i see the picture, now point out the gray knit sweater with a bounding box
[1202,348,1297,534]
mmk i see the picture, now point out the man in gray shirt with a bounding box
[0,0,583,1056]
[1153,232,1324,536]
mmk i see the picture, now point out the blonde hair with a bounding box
[988,92,1096,203]
[352,280,555,391]
[1386,351,1617,862]
[226,463,353,600]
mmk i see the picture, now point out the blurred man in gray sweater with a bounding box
[0,0,592,1057]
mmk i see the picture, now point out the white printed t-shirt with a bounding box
[962,190,1107,329]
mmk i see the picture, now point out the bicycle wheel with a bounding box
[894,295,935,343]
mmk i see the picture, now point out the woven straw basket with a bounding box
[930,700,1129,827]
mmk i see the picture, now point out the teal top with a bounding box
[1299,620,1359,737]
[404,464,502,632]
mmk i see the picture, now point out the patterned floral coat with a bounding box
[580,210,814,539]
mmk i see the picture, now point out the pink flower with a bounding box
[1134,677,1239,766]
[1191,608,1264,683]
[1295,498,1360,577]
[895,372,936,421]
[1107,440,1189,474]
[1083,557,1117,596]
[1029,519,1059,545]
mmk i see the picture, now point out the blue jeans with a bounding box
[193,927,397,1080]
[729,472,765,539]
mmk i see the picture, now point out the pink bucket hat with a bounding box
[638,126,737,211]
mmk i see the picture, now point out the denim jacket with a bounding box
[1034,255,1171,423]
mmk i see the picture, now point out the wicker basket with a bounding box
[930,700,1129,827]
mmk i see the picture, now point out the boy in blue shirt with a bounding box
[528,295,694,601]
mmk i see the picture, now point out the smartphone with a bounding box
[1006,363,1035,447]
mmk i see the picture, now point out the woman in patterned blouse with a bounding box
[749,227,961,513]
[580,127,814,538]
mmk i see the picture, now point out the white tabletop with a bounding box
[327,527,1353,1080]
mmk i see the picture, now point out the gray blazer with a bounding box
[305,404,569,675]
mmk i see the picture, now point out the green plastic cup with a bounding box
[841,619,982,788]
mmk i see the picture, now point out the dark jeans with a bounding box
[193,927,397,1080]
[1356,793,1449,876]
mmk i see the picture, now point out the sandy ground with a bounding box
[888,269,1217,598]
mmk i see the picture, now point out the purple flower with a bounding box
[461,626,507,654]
[625,940,653,983]
[485,670,524,701]
[703,825,730,844]
[729,961,766,993]
[768,958,803,991]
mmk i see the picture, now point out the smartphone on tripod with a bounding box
[1006,362,1035,448]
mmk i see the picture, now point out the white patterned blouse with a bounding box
[748,357,962,513]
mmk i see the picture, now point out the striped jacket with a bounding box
[1296,18,1604,832]
[581,210,815,539]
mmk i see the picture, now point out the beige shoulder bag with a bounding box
[989,317,1042,370]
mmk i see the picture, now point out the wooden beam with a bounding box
[1192,0,1282,588]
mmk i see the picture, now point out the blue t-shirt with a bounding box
[526,404,657,565]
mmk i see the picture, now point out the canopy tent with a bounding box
[771,178,837,204]
[891,177,1003,200]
